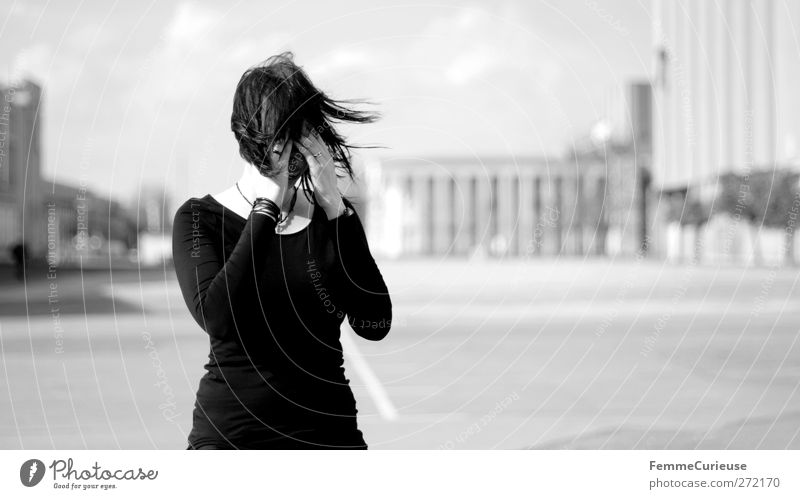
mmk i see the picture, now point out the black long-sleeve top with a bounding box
[171,194,392,449]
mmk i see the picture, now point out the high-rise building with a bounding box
[651,0,795,189]
[0,80,45,262]
[581,80,653,256]
[136,184,173,234]
[651,0,800,263]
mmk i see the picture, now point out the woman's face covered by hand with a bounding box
[287,142,308,185]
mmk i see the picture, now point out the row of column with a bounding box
[379,170,611,257]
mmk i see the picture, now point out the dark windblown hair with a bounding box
[230,51,379,188]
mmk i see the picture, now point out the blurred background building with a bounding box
[134,183,173,265]
[365,0,800,266]
[364,156,608,258]
[44,180,138,266]
[2,0,799,453]
[651,0,800,265]
[3,0,799,268]
[0,80,45,263]
[365,80,652,260]
[0,79,140,270]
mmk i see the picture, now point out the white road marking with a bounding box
[340,325,398,421]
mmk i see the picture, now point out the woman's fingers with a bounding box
[269,136,289,176]
[279,138,293,164]
[307,129,329,153]
[271,135,292,172]
[260,135,290,192]
[298,132,317,152]
[299,122,330,153]
[294,140,322,176]
[298,138,333,171]
[270,134,286,158]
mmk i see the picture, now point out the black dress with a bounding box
[171,194,392,449]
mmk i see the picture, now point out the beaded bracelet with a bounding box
[252,197,280,223]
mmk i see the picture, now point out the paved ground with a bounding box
[0,258,798,449]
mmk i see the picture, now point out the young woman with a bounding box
[171,52,392,449]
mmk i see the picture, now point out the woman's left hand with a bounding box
[294,123,346,220]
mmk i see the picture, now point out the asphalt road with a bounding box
[0,258,798,449]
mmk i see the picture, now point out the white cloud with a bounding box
[445,44,495,85]
[164,1,218,48]
[425,6,482,36]
[306,49,373,78]
[9,2,42,19]
[398,4,563,91]
[139,2,290,105]
[9,43,52,84]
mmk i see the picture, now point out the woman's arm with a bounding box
[171,199,277,340]
[327,197,393,341]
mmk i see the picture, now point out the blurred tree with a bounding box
[713,168,800,265]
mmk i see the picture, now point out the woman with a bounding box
[171,52,392,449]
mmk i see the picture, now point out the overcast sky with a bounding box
[1,0,653,204]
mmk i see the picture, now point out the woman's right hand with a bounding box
[246,135,292,206]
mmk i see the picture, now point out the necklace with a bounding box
[235,181,298,226]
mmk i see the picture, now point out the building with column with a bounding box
[363,155,615,259]
[362,78,652,261]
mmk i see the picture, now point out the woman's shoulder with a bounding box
[173,195,217,222]
[175,194,212,210]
